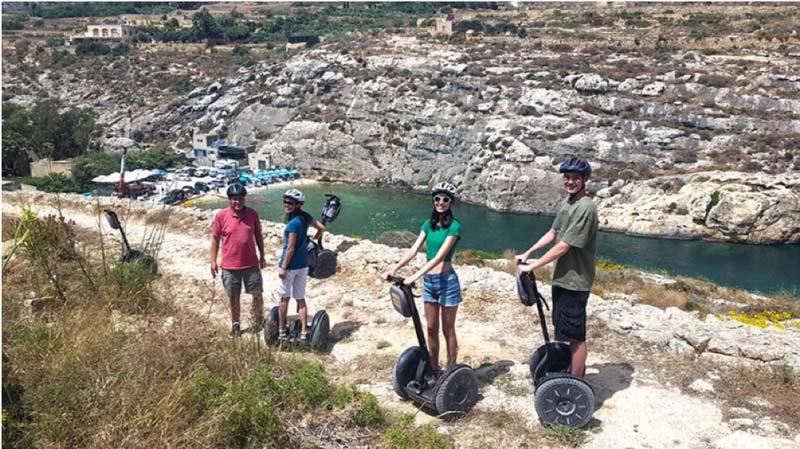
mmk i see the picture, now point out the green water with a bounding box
[198,183,800,296]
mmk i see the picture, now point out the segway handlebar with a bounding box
[385,275,415,288]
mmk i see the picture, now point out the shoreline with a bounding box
[179,178,320,207]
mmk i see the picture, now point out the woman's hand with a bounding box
[381,268,396,282]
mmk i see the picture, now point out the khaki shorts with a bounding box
[278,267,309,300]
[221,266,263,298]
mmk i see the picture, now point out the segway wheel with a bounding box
[434,365,479,421]
[529,342,572,387]
[314,249,337,279]
[534,375,596,429]
[310,310,329,350]
[392,347,424,400]
[264,306,280,345]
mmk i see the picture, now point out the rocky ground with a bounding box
[4,191,799,449]
[4,4,799,243]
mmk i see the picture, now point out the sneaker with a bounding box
[230,323,242,337]
[299,333,308,343]
[278,328,289,341]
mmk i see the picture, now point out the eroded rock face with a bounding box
[596,171,800,243]
[6,35,799,243]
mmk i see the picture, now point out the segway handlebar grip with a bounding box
[386,275,416,288]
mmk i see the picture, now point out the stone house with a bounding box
[30,158,75,178]
[434,15,455,36]
[190,131,253,167]
[71,23,135,42]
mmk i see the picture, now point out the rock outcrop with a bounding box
[5,34,800,243]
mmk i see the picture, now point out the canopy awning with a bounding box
[91,169,159,184]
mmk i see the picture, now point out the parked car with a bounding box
[194,181,211,193]
[159,190,188,205]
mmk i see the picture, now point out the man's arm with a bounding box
[210,234,221,277]
[522,240,571,272]
[254,230,266,268]
[518,228,557,261]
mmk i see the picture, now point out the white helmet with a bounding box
[283,189,305,204]
[432,181,457,198]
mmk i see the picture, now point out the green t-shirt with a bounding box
[421,218,461,262]
[551,196,598,292]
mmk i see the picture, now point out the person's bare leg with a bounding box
[570,341,587,378]
[424,302,441,372]
[441,305,459,369]
[279,297,290,332]
[296,299,308,337]
[229,294,240,326]
[251,293,264,330]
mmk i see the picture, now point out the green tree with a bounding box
[71,152,120,189]
[192,9,221,40]
[26,100,98,161]
[2,103,32,176]
[128,148,181,170]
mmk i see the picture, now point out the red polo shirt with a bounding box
[212,207,262,270]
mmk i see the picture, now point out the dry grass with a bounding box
[1,207,400,449]
[457,409,563,449]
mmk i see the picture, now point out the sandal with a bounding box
[299,333,308,343]
[278,328,289,340]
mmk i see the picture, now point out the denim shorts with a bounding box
[422,269,463,307]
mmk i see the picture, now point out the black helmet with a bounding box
[559,156,592,176]
[226,183,247,198]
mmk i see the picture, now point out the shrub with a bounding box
[232,44,249,57]
[542,423,588,447]
[3,15,26,30]
[45,36,65,47]
[26,173,82,193]
[454,249,502,267]
[171,77,194,95]
[75,41,111,56]
[385,414,452,449]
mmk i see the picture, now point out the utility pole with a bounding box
[118,108,132,195]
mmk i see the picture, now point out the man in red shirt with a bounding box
[210,183,267,336]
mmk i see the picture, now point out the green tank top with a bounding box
[421,218,461,262]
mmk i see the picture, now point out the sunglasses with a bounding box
[283,200,297,206]
[433,196,451,204]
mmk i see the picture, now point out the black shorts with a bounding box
[552,286,589,342]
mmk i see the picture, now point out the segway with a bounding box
[387,276,479,420]
[308,194,342,279]
[516,266,596,428]
[264,305,330,350]
[104,209,158,275]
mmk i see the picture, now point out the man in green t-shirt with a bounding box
[517,156,598,378]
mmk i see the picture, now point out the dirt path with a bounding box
[4,194,798,449]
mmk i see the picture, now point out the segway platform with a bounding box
[264,306,330,351]
[517,266,596,428]
[388,277,479,420]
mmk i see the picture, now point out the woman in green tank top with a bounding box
[383,182,463,375]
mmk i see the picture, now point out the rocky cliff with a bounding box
[5,9,800,243]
